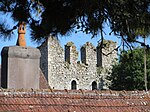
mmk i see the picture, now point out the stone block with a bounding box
[1,46,41,89]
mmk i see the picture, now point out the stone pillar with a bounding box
[65,42,78,64]
[97,40,117,68]
[1,46,41,89]
[81,42,96,65]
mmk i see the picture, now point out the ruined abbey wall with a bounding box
[39,36,117,90]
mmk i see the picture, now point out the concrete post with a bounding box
[1,46,41,89]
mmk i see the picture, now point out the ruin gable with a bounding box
[39,36,117,90]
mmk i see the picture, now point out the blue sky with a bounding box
[0,25,120,64]
[0,15,150,64]
[1,25,150,64]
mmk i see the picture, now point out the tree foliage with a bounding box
[109,48,150,90]
[0,0,149,43]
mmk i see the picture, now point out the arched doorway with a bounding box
[92,81,97,90]
[71,80,77,90]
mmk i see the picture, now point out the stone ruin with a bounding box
[39,36,117,90]
[0,23,117,90]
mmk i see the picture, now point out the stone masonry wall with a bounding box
[39,36,117,90]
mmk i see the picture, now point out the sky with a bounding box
[0,16,150,64]
[0,25,120,64]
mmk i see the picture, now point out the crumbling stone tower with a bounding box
[39,36,117,90]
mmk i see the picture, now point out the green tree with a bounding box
[0,0,149,44]
[109,48,150,90]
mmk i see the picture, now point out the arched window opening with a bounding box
[71,80,77,90]
[92,81,97,90]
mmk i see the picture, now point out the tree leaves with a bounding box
[0,0,149,43]
[109,48,150,90]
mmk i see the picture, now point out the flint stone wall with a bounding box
[39,36,117,90]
